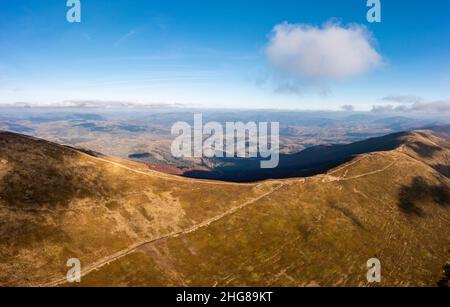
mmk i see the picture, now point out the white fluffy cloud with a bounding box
[340,104,355,111]
[266,22,382,80]
[372,100,450,114]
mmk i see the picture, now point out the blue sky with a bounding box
[0,0,450,111]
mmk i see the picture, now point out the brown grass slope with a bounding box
[0,129,449,286]
[0,131,279,286]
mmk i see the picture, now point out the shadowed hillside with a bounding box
[0,129,449,287]
[183,125,450,182]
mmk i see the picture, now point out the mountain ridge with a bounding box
[182,125,450,182]
[0,128,448,286]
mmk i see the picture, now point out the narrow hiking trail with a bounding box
[321,154,399,183]
[78,150,258,187]
[40,152,407,287]
[40,181,290,287]
[38,145,426,287]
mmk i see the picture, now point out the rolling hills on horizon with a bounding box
[0,127,449,287]
[2,109,448,170]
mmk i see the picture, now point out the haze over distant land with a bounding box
[0,107,448,172]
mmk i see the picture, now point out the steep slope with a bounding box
[183,125,450,182]
[0,129,449,287]
[0,131,280,286]
[75,136,450,287]
[180,131,409,182]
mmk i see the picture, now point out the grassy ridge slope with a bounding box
[0,129,448,286]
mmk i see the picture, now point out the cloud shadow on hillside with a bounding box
[409,141,443,158]
[397,176,450,217]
